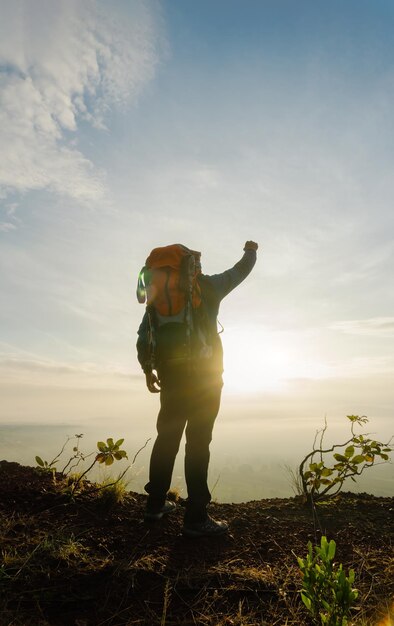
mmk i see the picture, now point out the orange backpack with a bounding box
[137,244,213,369]
[137,244,205,369]
[137,244,202,315]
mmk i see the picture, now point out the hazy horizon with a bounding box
[1,373,392,501]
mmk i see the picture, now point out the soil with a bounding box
[0,460,393,626]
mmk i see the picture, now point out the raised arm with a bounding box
[202,241,258,300]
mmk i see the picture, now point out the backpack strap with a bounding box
[146,305,157,372]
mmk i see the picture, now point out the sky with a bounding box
[0,0,393,497]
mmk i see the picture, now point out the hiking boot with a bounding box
[182,516,229,538]
[144,500,176,522]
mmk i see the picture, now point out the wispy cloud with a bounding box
[0,201,20,231]
[331,317,394,338]
[0,355,138,388]
[0,0,162,203]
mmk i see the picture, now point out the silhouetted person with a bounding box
[137,241,258,537]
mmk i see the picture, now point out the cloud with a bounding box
[0,221,17,233]
[0,0,162,203]
[331,317,394,338]
[0,355,139,388]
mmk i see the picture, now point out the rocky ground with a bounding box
[0,460,393,625]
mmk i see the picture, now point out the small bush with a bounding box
[299,415,392,502]
[297,536,358,625]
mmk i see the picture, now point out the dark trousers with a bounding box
[145,365,223,523]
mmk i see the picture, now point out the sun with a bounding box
[221,327,296,394]
[220,324,333,395]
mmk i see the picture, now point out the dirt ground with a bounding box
[0,460,393,625]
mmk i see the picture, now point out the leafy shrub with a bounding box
[35,435,128,496]
[297,536,358,625]
[35,433,86,476]
[299,415,392,502]
[35,435,150,500]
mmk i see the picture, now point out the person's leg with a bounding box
[145,372,188,512]
[183,376,222,523]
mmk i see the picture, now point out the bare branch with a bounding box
[318,416,328,463]
[50,436,73,468]
[66,457,84,475]
[131,438,151,465]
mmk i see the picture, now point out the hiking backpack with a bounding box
[137,244,212,371]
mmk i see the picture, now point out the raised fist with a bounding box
[244,241,258,252]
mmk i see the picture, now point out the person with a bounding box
[136,241,258,537]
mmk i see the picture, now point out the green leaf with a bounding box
[114,451,122,461]
[333,453,348,462]
[328,539,336,560]
[321,468,333,477]
[320,536,328,550]
[352,455,365,464]
[345,445,355,458]
[115,438,124,448]
[106,437,114,449]
[380,453,389,461]
[301,593,312,610]
[35,456,44,467]
[97,441,106,452]
[105,455,114,466]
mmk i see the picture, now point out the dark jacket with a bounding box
[136,249,257,375]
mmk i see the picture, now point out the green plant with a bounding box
[35,436,128,496]
[299,415,393,503]
[297,536,358,625]
[35,436,151,499]
[35,433,87,476]
[63,438,128,495]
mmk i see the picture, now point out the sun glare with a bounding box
[222,329,291,393]
[221,327,328,394]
